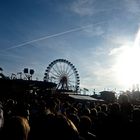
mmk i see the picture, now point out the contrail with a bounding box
[1,21,106,52]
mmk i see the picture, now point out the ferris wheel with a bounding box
[44,59,80,92]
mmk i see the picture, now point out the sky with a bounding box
[1,0,140,94]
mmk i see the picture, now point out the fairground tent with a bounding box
[68,94,104,102]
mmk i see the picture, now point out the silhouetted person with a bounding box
[129,108,140,139]
[29,113,83,140]
[1,116,30,140]
[79,115,96,140]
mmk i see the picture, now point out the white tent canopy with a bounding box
[69,94,104,102]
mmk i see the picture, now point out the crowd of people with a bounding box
[0,88,140,140]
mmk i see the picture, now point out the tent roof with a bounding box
[69,94,104,101]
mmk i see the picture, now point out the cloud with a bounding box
[78,30,138,91]
[70,0,96,16]
[70,0,121,17]
[109,45,131,56]
[123,0,140,14]
[68,45,116,91]
[79,59,117,91]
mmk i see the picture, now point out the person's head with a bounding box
[2,116,30,140]
[53,114,80,140]
[79,115,92,133]
[29,113,80,140]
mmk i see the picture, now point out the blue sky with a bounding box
[1,0,140,93]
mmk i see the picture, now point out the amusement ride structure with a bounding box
[44,59,80,92]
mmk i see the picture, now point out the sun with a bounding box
[115,29,140,89]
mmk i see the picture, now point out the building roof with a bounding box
[69,94,104,102]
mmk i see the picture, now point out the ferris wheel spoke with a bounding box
[64,63,68,74]
[52,67,62,76]
[50,75,59,80]
[55,63,63,75]
[60,62,63,73]
[49,71,60,78]
[65,63,70,74]
[68,72,74,77]
[65,63,70,75]
[61,63,67,75]
[68,82,75,89]
[68,75,75,80]
[62,63,65,72]
[69,80,76,83]
[59,68,65,75]
[68,79,75,84]
[63,63,67,73]
[63,62,71,75]
[67,68,73,76]
[68,81,73,85]
[69,79,76,82]
[58,62,64,75]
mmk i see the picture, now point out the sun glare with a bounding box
[115,29,140,89]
